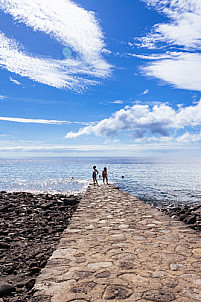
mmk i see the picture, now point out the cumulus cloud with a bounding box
[0,0,111,91]
[65,100,201,141]
[0,116,90,125]
[176,131,201,143]
[134,0,201,92]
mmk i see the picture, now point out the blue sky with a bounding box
[0,0,201,157]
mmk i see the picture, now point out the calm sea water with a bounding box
[0,157,201,208]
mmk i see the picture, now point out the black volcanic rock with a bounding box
[164,204,201,231]
[0,191,81,301]
[0,283,16,297]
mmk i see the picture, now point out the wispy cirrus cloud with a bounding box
[140,0,201,50]
[131,0,201,92]
[0,116,91,125]
[0,95,7,100]
[0,0,111,91]
[110,100,124,104]
[141,89,149,95]
[9,78,21,85]
[65,100,201,142]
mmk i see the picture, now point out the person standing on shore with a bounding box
[102,167,108,184]
[92,166,99,185]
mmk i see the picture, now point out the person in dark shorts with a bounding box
[102,167,108,184]
[92,166,99,185]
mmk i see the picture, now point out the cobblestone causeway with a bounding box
[32,184,201,301]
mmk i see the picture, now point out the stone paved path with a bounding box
[33,184,201,302]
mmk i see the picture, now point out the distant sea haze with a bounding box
[0,157,201,208]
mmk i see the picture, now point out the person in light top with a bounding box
[92,166,99,185]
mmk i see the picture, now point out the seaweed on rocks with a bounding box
[0,191,81,302]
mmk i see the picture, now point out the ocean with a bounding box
[0,157,201,208]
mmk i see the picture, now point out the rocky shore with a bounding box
[0,191,81,302]
[162,203,201,231]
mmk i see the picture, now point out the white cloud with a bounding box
[65,100,201,141]
[0,33,95,90]
[143,52,201,91]
[0,116,71,124]
[0,0,111,91]
[0,95,7,100]
[0,116,90,125]
[9,78,21,85]
[110,100,123,104]
[128,52,181,60]
[135,0,201,92]
[0,0,104,60]
[135,136,173,144]
[141,0,201,50]
[176,131,201,143]
[141,89,149,95]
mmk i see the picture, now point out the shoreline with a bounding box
[0,191,81,302]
